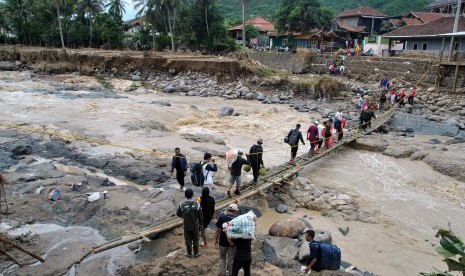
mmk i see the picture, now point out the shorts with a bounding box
[230,175,242,186]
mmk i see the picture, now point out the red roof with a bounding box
[228,16,275,33]
[334,20,367,33]
[409,12,453,23]
[336,6,387,18]
[402,18,423,26]
[384,16,465,37]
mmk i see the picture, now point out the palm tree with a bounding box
[242,0,246,48]
[53,0,66,48]
[134,0,159,50]
[161,0,180,51]
[76,0,104,47]
[105,0,128,18]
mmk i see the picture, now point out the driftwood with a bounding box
[0,247,23,267]
[0,236,45,263]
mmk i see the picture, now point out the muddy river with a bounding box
[1,71,464,275]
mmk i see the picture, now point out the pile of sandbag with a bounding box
[223,210,257,239]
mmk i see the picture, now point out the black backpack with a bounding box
[325,126,331,137]
[288,130,299,145]
[190,162,204,186]
[181,201,200,231]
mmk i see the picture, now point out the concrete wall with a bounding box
[401,37,465,57]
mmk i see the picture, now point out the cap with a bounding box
[257,138,263,144]
[228,203,239,211]
[314,120,319,125]
[238,149,244,155]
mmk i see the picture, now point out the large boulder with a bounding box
[422,146,465,181]
[269,219,306,238]
[262,236,298,268]
[219,106,234,117]
[163,86,177,93]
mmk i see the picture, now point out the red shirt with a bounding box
[307,125,319,142]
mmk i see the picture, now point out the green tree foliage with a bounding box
[245,25,260,39]
[217,0,435,22]
[94,13,124,49]
[421,225,465,276]
[276,0,333,33]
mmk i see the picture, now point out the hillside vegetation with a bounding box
[218,0,436,22]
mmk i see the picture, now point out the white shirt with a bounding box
[317,125,325,139]
[335,112,343,121]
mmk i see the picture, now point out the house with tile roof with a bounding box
[429,0,465,14]
[333,6,387,38]
[228,17,276,46]
[383,15,465,58]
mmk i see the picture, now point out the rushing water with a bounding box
[304,149,465,237]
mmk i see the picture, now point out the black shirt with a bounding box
[216,213,236,247]
[309,241,323,272]
[248,145,264,167]
[230,157,250,176]
[233,238,252,261]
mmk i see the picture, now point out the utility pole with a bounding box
[449,0,462,61]
[371,3,375,36]
[242,0,247,49]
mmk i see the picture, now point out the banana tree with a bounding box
[421,224,465,276]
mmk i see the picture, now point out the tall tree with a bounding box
[76,0,104,47]
[241,0,246,48]
[276,0,332,33]
[54,0,66,48]
[134,0,160,50]
[105,0,128,18]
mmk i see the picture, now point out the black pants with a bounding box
[290,145,298,159]
[232,259,251,276]
[317,139,323,149]
[184,228,199,255]
[251,164,259,182]
[176,172,185,187]
[337,127,343,141]
[408,96,414,105]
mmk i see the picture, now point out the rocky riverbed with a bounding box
[0,68,464,276]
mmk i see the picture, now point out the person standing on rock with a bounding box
[307,121,319,156]
[171,147,188,192]
[202,153,218,188]
[247,139,264,184]
[228,150,250,197]
[215,203,239,276]
[199,187,215,247]
[287,124,305,164]
[304,230,323,275]
[380,76,389,91]
[176,188,203,258]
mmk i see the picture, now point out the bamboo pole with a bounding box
[0,237,45,262]
[0,247,23,267]
[92,109,397,254]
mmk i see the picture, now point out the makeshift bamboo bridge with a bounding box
[92,106,397,254]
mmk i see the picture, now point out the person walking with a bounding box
[379,93,387,110]
[361,108,376,130]
[380,76,389,90]
[228,150,250,197]
[202,153,218,188]
[303,230,323,275]
[228,235,252,276]
[247,139,264,184]
[199,187,215,247]
[287,124,305,164]
[215,203,239,276]
[171,147,188,192]
[323,120,333,150]
[307,121,319,156]
[408,87,416,105]
[317,122,325,151]
[334,117,343,142]
[176,188,203,258]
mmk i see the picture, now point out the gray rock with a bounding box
[446,119,460,127]
[275,204,288,213]
[338,226,350,236]
[151,101,171,107]
[270,76,282,86]
[163,86,177,93]
[131,75,141,81]
[256,93,265,101]
[269,219,306,238]
[262,236,297,268]
[314,229,332,244]
[436,100,449,107]
[298,241,310,261]
[219,106,234,117]
[390,113,458,137]
[383,146,419,158]
[244,92,255,100]
[0,61,15,70]
[127,241,141,251]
